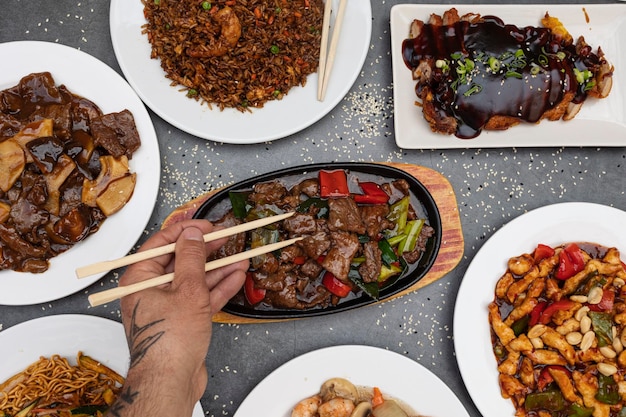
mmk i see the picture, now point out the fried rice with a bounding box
[142,0,324,111]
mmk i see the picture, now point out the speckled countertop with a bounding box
[1,1,626,416]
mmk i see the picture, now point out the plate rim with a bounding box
[233,344,470,417]
[390,3,626,149]
[0,40,161,305]
[453,201,626,417]
[109,0,373,144]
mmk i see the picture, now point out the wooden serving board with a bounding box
[163,162,464,324]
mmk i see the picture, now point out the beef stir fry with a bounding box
[0,72,140,273]
[211,169,435,311]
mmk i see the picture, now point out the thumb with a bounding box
[171,226,208,292]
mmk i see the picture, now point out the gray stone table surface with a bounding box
[1,1,625,416]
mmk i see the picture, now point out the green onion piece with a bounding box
[273,90,281,97]
[399,219,424,254]
[202,1,211,10]
[275,7,282,14]
[530,64,541,75]
[154,0,160,4]
[584,80,596,92]
[574,68,585,84]
[505,70,523,79]
[378,239,399,266]
[270,45,280,54]
[450,52,462,60]
[515,49,525,59]
[488,56,501,72]
[464,58,475,71]
[556,51,566,60]
[463,83,482,97]
[187,88,198,97]
[538,54,549,66]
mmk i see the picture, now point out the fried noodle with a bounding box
[142,0,324,111]
[0,352,123,415]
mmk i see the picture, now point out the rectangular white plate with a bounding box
[390,4,626,149]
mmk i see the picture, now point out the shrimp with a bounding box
[187,6,241,58]
[291,395,322,417]
[318,398,355,417]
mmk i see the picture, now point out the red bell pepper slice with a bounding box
[539,299,575,324]
[534,244,555,262]
[588,289,615,312]
[322,271,352,298]
[319,170,349,198]
[538,366,571,391]
[529,301,548,326]
[555,243,586,280]
[293,256,307,265]
[353,182,390,205]
[244,272,266,305]
[564,243,585,273]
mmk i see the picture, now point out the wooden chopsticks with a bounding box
[317,0,348,101]
[87,236,303,307]
[76,211,295,279]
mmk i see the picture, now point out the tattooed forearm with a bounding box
[127,300,165,369]
[107,385,139,417]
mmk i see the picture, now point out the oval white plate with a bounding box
[0,314,204,416]
[109,0,372,144]
[0,41,160,305]
[234,345,469,417]
[453,202,626,417]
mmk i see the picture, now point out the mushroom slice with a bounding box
[12,119,54,162]
[0,202,10,224]
[95,173,136,216]
[45,154,76,192]
[82,155,132,208]
[320,378,359,403]
[0,138,26,192]
[370,399,409,417]
[350,402,373,417]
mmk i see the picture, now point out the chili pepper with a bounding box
[353,182,390,205]
[511,315,529,336]
[524,390,566,412]
[588,289,614,312]
[539,299,575,325]
[319,170,349,198]
[378,238,398,266]
[322,271,352,297]
[378,263,402,283]
[589,311,613,347]
[228,191,251,219]
[538,366,570,391]
[596,373,620,405]
[529,301,547,326]
[244,272,266,305]
[555,244,586,280]
[398,219,424,254]
[568,403,594,417]
[534,243,555,262]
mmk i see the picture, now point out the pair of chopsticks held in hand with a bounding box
[318,0,348,101]
[78,212,300,307]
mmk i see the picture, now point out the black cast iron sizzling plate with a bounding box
[193,162,442,319]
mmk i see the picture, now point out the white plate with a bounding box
[0,41,160,305]
[233,345,469,417]
[0,314,204,416]
[109,1,372,144]
[390,4,626,149]
[453,202,626,417]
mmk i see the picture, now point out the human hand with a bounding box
[109,219,247,417]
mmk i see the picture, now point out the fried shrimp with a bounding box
[188,6,241,58]
[318,397,355,417]
[291,395,322,417]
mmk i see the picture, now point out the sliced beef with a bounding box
[358,241,383,283]
[300,258,323,279]
[209,212,245,259]
[360,205,393,239]
[248,181,287,205]
[321,231,360,280]
[402,225,435,264]
[297,231,330,259]
[327,197,365,234]
[283,213,318,235]
[90,109,141,159]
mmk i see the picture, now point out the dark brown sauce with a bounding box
[402,15,603,138]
